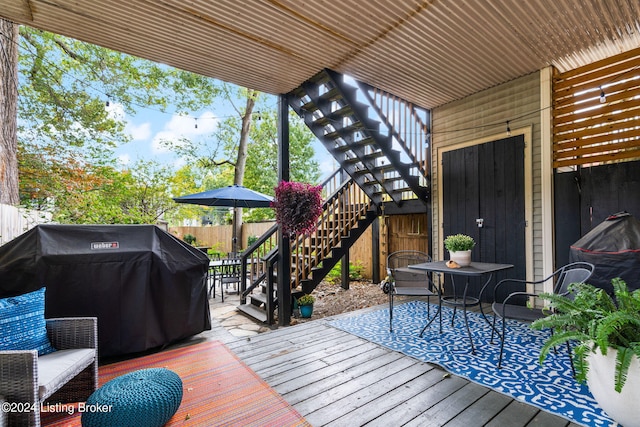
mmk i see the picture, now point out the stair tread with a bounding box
[250,292,275,305]
[237,304,268,323]
[334,137,375,152]
[326,123,365,141]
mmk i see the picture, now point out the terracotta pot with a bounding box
[449,250,472,267]
[587,347,640,426]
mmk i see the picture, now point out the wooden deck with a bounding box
[204,301,583,427]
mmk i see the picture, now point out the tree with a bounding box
[167,90,320,227]
[0,18,19,204]
[9,26,220,209]
[5,25,322,230]
[227,87,258,248]
[54,160,177,224]
[164,164,210,226]
[244,109,320,203]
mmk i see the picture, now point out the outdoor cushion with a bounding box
[82,368,183,427]
[38,348,96,399]
[0,287,56,355]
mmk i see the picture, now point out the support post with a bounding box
[341,251,350,290]
[277,94,292,326]
[340,168,350,290]
[371,216,380,283]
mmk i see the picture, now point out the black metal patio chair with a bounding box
[219,257,242,302]
[482,261,595,369]
[386,250,442,333]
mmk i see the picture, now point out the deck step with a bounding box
[237,303,268,323]
[250,292,274,306]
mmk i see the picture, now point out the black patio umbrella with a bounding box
[173,185,273,253]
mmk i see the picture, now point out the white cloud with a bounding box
[106,102,126,121]
[127,122,152,141]
[107,102,151,143]
[172,157,186,169]
[151,111,218,154]
[151,130,180,154]
[118,153,131,166]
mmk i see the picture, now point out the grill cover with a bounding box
[569,212,640,293]
[0,224,211,357]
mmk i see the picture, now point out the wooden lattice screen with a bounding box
[553,47,640,169]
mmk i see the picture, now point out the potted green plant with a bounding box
[297,294,315,318]
[531,278,640,426]
[444,234,475,267]
[183,234,197,245]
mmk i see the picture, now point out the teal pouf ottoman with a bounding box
[81,368,183,427]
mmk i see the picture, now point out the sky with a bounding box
[109,97,337,181]
[12,28,336,187]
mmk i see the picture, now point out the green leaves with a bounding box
[444,234,476,252]
[531,278,640,392]
[14,27,321,228]
[52,160,177,224]
[16,27,221,214]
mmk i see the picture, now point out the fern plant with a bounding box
[531,278,640,392]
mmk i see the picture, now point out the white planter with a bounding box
[449,250,472,267]
[587,348,640,427]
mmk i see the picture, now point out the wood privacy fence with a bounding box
[0,204,50,245]
[171,222,375,279]
[170,222,276,254]
[170,212,429,281]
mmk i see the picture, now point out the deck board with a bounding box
[324,368,442,426]
[306,362,434,425]
[406,382,491,426]
[447,391,513,426]
[485,400,549,427]
[216,305,583,426]
[366,374,469,426]
[292,353,416,415]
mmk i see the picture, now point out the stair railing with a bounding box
[290,175,373,289]
[239,169,346,303]
[240,169,372,304]
[240,223,277,304]
[364,87,430,181]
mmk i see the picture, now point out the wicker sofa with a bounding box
[0,317,98,427]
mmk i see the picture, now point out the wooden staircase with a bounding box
[289,69,430,206]
[236,172,376,323]
[236,70,431,324]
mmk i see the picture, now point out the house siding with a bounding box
[431,71,544,281]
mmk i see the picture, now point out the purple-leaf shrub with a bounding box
[272,181,323,236]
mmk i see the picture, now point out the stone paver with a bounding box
[208,290,270,337]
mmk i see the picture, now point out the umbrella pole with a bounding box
[231,205,241,256]
[231,207,237,256]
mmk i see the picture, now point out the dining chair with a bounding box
[484,261,595,369]
[386,250,442,333]
[207,263,217,299]
[218,258,242,302]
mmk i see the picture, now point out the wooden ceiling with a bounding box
[2,0,639,109]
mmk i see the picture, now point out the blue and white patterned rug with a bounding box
[328,300,615,427]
